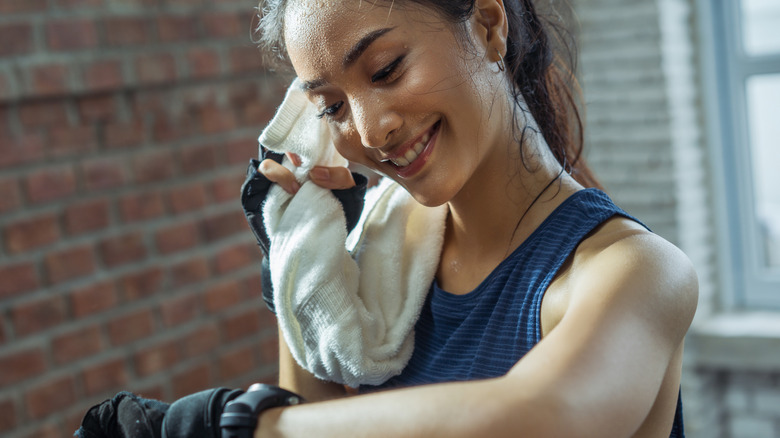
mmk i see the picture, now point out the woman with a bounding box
[252,0,698,437]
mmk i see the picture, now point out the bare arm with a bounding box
[258,233,697,438]
[277,327,347,402]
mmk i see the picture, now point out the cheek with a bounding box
[331,124,367,163]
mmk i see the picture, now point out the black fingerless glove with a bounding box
[75,386,303,438]
[240,149,368,313]
[75,391,169,438]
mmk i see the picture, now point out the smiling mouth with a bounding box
[381,121,440,168]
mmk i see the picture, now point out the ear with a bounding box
[471,0,508,62]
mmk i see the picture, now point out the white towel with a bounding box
[260,79,448,387]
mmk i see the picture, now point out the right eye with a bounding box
[317,101,344,120]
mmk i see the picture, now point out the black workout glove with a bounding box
[240,150,368,313]
[74,388,244,438]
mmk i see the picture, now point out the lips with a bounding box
[380,121,440,177]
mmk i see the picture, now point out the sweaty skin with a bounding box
[257,0,698,437]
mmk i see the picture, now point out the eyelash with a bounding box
[316,56,405,120]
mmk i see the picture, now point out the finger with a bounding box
[286,152,302,167]
[258,158,300,194]
[309,166,356,190]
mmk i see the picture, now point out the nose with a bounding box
[351,98,402,149]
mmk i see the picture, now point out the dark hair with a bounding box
[255,0,601,189]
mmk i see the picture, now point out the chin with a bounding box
[406,187,452,208]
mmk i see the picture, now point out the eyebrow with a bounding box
[300,26,396,92]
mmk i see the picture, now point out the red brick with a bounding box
[160,292,201,327]
[52,325,103,364]
[155,221,199,255]
[105,121,144,148]
[132,91,165,117]
[214,243,255,274]
[0,0,47,13]
[0,262,39,298]
[49,125,98,157]
[151,114,195,142]
[172,363,212,399]
[77,94,117,122]
[18,102,68,128]
[24,166,77,204]
[180,324,220,359]
[157,15,198,42]
[81,158,126,192]
[70,281,118,318]
[46,19,99,51]
[219,345,258,381]
[108,309,154,345]
[201,211,248,242]
[228,82,260,107]
[30,63,70,97]
[135,53,177,85]
[4,213,59,254]
[25,375,77,419]
[201,12,243,39]
[199,104,237,134]
[170,257,210,287]
[244,273,265,301]
[220,308,261,342]
[45,245,96,284]
[12,296,68,336]
[99,232,147,268]
[0,23,33,57]
[0,397,16,432]
[64,198,111,235]
[179,143,217,175]
[134,340,179,377]
[211,173,246,204]
[229,46,263,74]
[0,133,45,168]
[167,183,207,214]
[0,77,11,108]
[187,48,220,78]
[132,150,176,184]
[120,267,163,301]
[83,357,129,396]
[83,59,124,92]
[259,335,279,364]
[239,100,275,128]
[58,0,104,9]
[224,138,257,164]
[204,280,242,312]
[0,348,47,386]
[119,191,166,222]
[21,422,61,438]
[104,16,152,46]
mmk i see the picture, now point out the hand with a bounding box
[258,152,357,194]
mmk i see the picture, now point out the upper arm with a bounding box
[503,232,698,437]
[278,327,348,402]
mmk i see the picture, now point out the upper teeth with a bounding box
[390,132,431,167]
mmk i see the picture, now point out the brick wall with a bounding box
[575,0,780,437]
[0,1,286,437]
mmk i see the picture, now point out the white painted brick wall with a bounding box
[573,0,780,437]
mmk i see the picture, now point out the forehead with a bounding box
[283,0,423,76]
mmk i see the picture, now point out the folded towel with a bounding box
[260,79,448,387]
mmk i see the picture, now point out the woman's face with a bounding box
[284,0,508,206]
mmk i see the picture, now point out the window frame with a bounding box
[699,0,780,308]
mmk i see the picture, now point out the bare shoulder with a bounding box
[571,216,699,336]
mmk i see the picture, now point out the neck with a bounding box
[445,126,571,259]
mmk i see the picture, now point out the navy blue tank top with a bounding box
[367,188,684,437]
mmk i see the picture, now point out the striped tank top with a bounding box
[366,188,685,437]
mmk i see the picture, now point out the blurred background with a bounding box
[0,0,778,437]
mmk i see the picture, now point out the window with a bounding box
[704,0,780,307]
